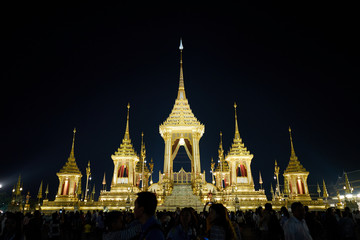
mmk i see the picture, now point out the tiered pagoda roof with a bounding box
[58,129,81,175]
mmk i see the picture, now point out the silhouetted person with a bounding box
[206,203,238,240]
[0,212,24,240]
[339,207,355,240]
[25,210,42,240]
[324,207,340,240]
[134,191,165,240]
[283,202,312,240]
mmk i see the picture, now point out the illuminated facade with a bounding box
[40,40,328,213]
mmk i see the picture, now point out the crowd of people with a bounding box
[1,191,360,240]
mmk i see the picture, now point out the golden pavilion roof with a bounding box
[227,103,251,157]
[160,40,204,129]
[59,129,81,175]
[113,103,138,157]
[284,127,307,174]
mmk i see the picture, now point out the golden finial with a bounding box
[37,180,43,200]
[177,39,186,100]
[323,179,329,198]
[288,126,297,160]
[344,172,353,193]
[69,128,76,159]
[124,103,131,140]
[141,132,146,160]
[211,158,215,170]
[102,173,106,185]
[234,102,240,139]
[317,183,321,197]
[45,183,49,199]
[259,171,263,185]
[218,131,224,161]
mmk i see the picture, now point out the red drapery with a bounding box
[297,179,305,194]
[118,165,128,178]
[62,180,69,195]
[237,165,247,177]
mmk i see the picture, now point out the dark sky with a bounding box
[1,2,359,199]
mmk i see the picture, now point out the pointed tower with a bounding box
[225,102,254,190]
[99,104,140,202]
[102,173,106,191]
[259,172,263,190]
[323,179,329,199]
[214,132,230,189]
[55,128,82,202]
[45,184,49,200]
[37,181,43,203]
[344,172,353,194]
[135,132,151,190]
[159,39,205,186]
[283,127,311,201]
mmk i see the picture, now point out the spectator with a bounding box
[48,212,60,240]
[206,203,238,240]
[103,211,141,240]
[134,191,165,240]
[167,207,198,240]
[280,206,290,227]
[339,207,355,240]
[283,202,312,240]
[324,207,340,240]
[0,212,24,240]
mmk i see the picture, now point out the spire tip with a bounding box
[179,38,183,50]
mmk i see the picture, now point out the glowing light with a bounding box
[346,194,353,198]
[179,138,185,146]
[0,184,2,188]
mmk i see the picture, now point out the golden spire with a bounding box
[136,132,149,173]
[227,103,251,157]
[102,172,106,185]
[218,131,224,160]
[259,171,263,187]
[317,183,321,197]
[140,132,146,161]
[177,38,186,100]
[284,127,307,173]
[37,180,43,200]
[59,129,81,174]
[344,172,353,193]
[69,128,76,159]
[323,179,329,198]
[15,174,22,195]
[114,104,137,157]
[124,103,130,140]
[234,102,240,140]
[289,127,297,160]
[45,184,49,199]
[215,132,229,172]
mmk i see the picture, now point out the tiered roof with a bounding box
[227,103,251,157]
[113,103,137,157]
[284,127,307,174]
[59,129,81,174]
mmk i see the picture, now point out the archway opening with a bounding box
[173,146,191,172]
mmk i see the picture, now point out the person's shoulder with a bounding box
[146,224,165,240]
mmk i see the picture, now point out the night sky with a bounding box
[1,3,359,199]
